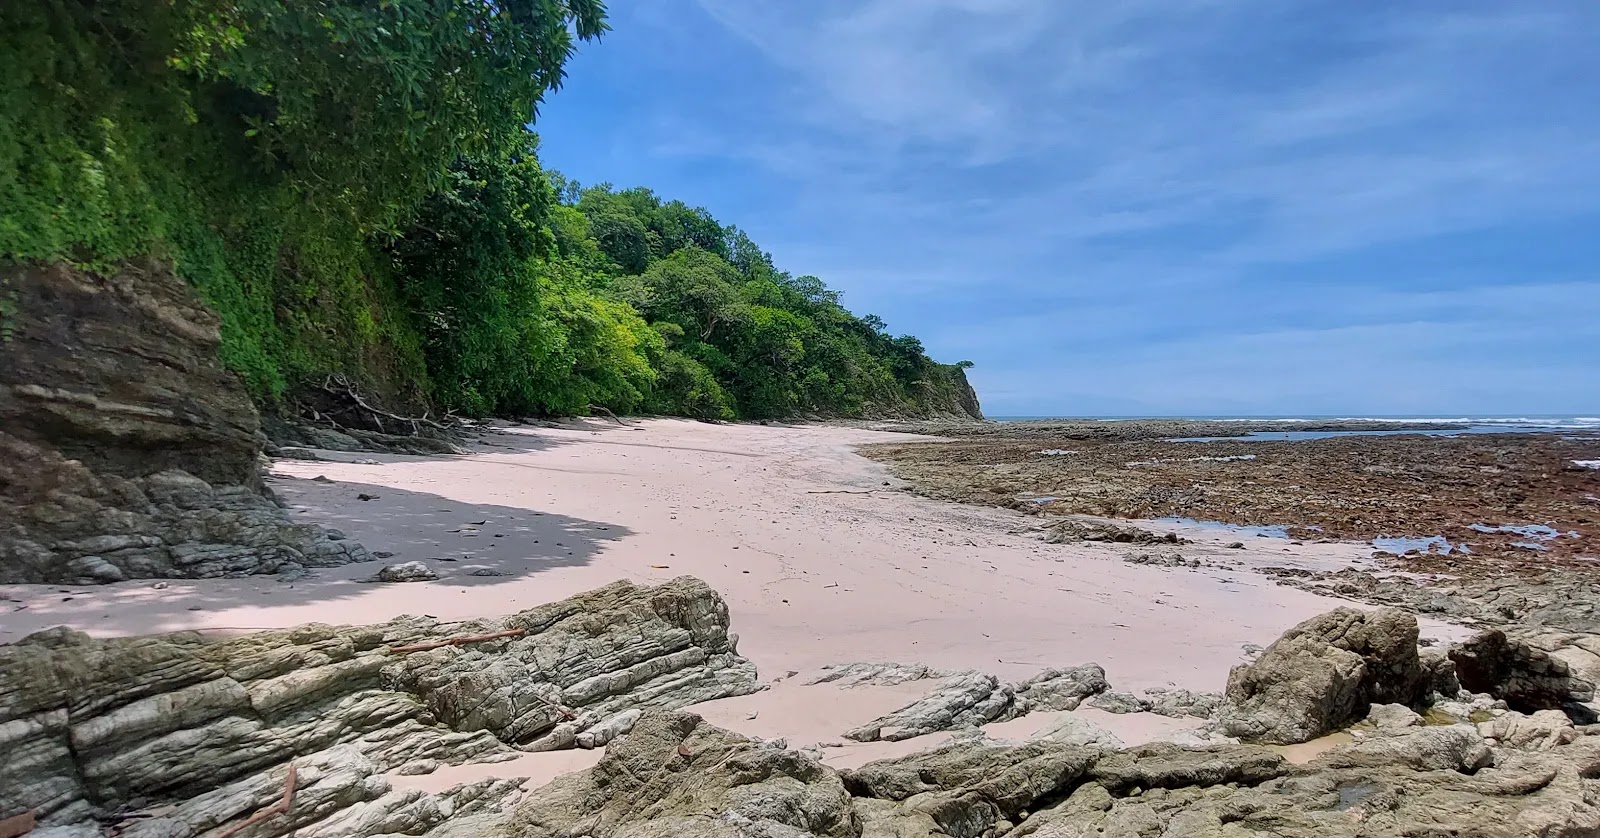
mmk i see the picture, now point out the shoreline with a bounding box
[0,418,1475,771]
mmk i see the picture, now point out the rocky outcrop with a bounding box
[0,261,262,489]
[1451,628,1600,721]
[1014,664,1109,711]
[838,663,1112,743]
[1217,607,1425,744]
[845,672,1025,743]
[0,261,370,583]
[512,711,858,838]
[0,577,758,836]
[494,710,1600,838]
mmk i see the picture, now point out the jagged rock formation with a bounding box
[0,577,757,836]
[1217,607,1426,744]
[498,709,1600,838]
[1452,628,1600,722]
[0,261,369,583]
[839,664,1114,744]
[845,673,1027,743]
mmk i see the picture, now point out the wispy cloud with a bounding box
[541,1,1600,413]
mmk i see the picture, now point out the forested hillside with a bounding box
[1,0,980,422]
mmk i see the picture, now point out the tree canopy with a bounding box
[2,0,980,422]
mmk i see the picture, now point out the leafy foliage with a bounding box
[2,0,978,422]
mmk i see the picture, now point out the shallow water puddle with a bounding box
[1153,517,1290,539]
[1372,535,1462,555]
[1469,522,1580,551]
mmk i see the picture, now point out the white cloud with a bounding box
[586,1,1600,413]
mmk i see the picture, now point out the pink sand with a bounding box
[0,419,1466,783]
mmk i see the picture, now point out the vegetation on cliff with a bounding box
[1,0,979,421]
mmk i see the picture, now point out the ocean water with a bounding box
[989,415,1600,442]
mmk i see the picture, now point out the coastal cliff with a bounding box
[0,262,369,584]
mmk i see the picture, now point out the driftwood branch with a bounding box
[527,690,578,721]
[215,763,297,838]
[587,404,629,425]
[386,628,526,655]
[0,811,35,838]
[319,373,454,432]
[806,489,877,495]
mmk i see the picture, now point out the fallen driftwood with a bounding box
[528,690,578,721]
[806,489,877,495]
[0,811,34,838]
[317,373,459,434]
[386,628,527,654]
[215,764,297,838]
[587,404,630,425]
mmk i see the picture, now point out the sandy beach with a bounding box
[0,419,1468,775]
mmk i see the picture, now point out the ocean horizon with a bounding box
[988,415,1600,430]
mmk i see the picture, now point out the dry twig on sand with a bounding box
[215,764,297,838]
[386,628,526,654]
[806,489,876,495]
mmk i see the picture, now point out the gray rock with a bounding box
[1478,709,1579,750]
[1217,607,1425,744]
[0,262,378,584]
[377,561,437,583]
[0,578,756,836]
[1088,690,1152,714]
[1451,628,1600,716]
[1318,724,1494,773]
[804,661,954,687]
[1421,645,1462,698]
[574,708,642,749]
[1363,702,1424,729]
[844,672,1024,742]
[1031,715,1125,748]
[1015,663,1109,711]
[1144,687,1224,719]
[512,711,858,838]
[67,555,126,583]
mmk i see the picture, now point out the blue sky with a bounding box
[536,1,1600,417]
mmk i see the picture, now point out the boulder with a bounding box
[1217,608,1425,744]
[1450,629,1600,720]
[509,711,858,838]
[1478,709,1580,751]
[1363,703,1424,729]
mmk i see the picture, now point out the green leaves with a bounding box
[3,0,975,423]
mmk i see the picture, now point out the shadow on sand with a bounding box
[0,473,634,639]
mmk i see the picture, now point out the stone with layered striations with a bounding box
[0,577,757,836]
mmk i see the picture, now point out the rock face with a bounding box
[497,711,1600,838]
[0,261,369,583]
[0,261,261,488]
[0,577,758,836]
[1451,629,1600,720]
[1218,608,1425,744]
